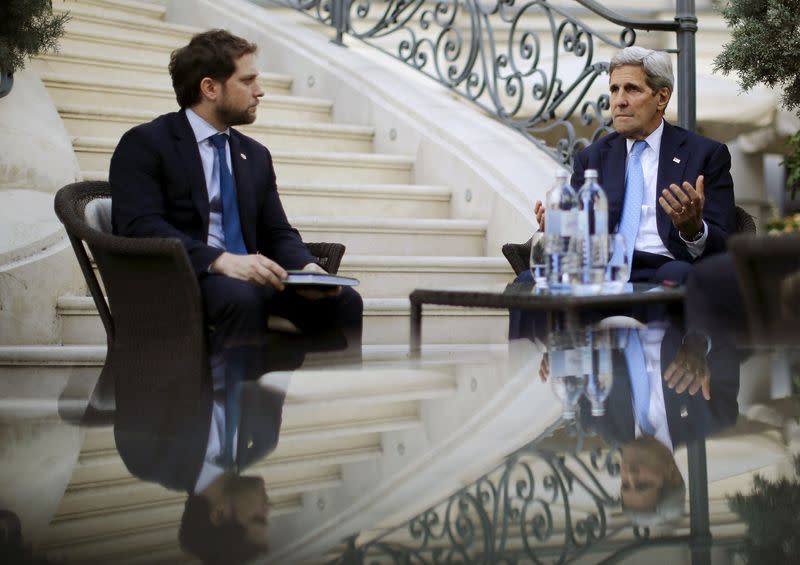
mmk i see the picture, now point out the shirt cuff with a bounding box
[681,220,708,259]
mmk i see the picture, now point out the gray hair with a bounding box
[623,477,686,529]
[609,46,674,93]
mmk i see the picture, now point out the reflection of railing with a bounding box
[332,425,713,564]
[261,0,696,168]
[346,439,626,562]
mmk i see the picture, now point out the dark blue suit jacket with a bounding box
[571,121,735,262]
[581,326,739,447]
[110,110,315,276]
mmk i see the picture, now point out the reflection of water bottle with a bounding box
[550,348,587,420]
[544,169,579,290]
[585,329,614,416]
[577,169,608,293]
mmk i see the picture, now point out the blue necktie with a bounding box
[210,133,247,255]
[616,140,647,271]
[625,330,655,436]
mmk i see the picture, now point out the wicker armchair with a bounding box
[502,205,757,276]
[53,180,346,421]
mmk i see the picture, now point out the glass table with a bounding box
[1,316,797,564]
[409,282,686,352]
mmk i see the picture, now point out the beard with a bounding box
[215,98,257,128]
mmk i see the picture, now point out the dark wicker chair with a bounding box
[53,180,346,422]
[502,205,757,276]
[728,233,800,343]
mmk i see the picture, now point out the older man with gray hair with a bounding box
[534,46,736,284]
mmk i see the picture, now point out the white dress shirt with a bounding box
[625,120,707,259]
[632,326,673,452]
[185,108,234,251]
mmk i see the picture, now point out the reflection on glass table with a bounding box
[3,328,800,564]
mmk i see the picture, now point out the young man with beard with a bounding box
[110,29,362,354]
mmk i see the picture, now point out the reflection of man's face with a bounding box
[223,475,270,543]
[620,436,680,511]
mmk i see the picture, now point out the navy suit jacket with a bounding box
[110,110,315,276]
[571,122,735,262]
[582,326,739,447]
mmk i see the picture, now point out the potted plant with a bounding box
[714,0,800,230]
[0,0,69,99]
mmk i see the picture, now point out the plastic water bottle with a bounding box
[582,329,613,416]
[577,169,609,293]
[549,346,586,420]
[544,169,579,290]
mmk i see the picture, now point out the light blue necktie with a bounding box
[616,140,647,271]
[210,133,247,255]
[625,330,655,436]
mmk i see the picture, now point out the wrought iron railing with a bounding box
[260,0,697,169]
[329,424,712,564]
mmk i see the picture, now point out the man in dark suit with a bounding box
[582,324,739,524]
[114,346,286,564]
[531,46,736,284]
[110,29,362,354]
[511,46,736,339]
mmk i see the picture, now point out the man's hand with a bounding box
[658,174,705,240]
[534,200,545,232]
[209,252,287,290]
[294,262,341,301]
[663,336,710,399]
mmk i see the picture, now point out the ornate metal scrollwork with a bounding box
[261,0,684,169]
[347,440,626,564]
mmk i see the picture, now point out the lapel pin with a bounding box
[240,153,247,160]
[673,157,681,164]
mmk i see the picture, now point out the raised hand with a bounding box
[658,174,705,240]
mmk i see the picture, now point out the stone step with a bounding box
[338,255,512,297]
[57,23,182,64]
[41,73,332,120]
[63,0,167,21]
[291,217,486,256]
[56,2,198,45]
[279,183,451,219]
[57,294,507,345]
[61,106,373,152]
[363,298,509,345]
[31,50,292,93]
[78,146,413,183]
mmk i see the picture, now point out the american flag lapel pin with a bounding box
[240,153,247,160]
[673,157,681,163]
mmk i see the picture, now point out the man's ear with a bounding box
[199,77,220,102]
[657,87,671,113]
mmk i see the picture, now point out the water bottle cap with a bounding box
[591,406,606,416]
[555,168,569,179]
[562,408,576,419]
[585,169,599,179]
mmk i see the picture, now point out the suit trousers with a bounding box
[200,274,363,365]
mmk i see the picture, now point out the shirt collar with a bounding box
[625,119,664,157]
[185,108,230,144]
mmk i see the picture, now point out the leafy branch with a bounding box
[0,0,70,75]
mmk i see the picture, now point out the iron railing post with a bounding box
[687,437,712,565]
[675,0,698,132]
[330,0,349,46]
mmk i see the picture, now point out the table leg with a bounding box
[410,301,422,356]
